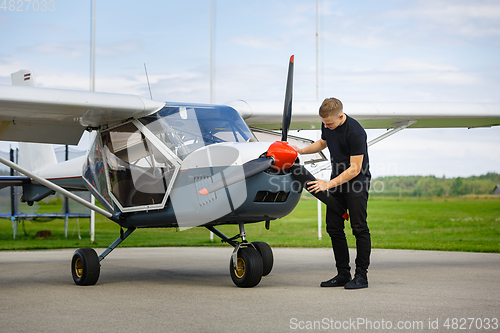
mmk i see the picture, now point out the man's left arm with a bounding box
[308,155,363,193]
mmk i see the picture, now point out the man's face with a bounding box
[321,114,344,130]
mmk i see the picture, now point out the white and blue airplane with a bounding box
[0,56,499,287]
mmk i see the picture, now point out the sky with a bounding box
[1,0,499,178]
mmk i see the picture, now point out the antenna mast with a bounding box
[144,63,153,99]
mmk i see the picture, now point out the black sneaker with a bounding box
[320,273,352,287]
[344,273,368,289]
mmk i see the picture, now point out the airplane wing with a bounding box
[0,85,165,145]
[229,100,500,130]
[1,84,499,146]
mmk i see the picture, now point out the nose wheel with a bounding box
[230,246,263,288]
[207,224,274,288]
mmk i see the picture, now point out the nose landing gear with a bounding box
[207,222,274,288]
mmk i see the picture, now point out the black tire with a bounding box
[229,247,263,288]
[71,248,100,286]
[251,241,274,276]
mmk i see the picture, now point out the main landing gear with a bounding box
[207,223,274,288]
[70,224,272,288]
[71,227,136,286]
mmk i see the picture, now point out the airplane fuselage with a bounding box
[33,102,304,229]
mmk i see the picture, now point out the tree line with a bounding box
[369,172,500,197]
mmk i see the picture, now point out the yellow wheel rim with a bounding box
[234,257,245,279]
[74,258,83,278]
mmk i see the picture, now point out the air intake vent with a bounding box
[194,176,216,206]
[253,191,289,203]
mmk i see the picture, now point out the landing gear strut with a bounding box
[206,223,274,288]
[71,228,136,286]
[70,224,272,288]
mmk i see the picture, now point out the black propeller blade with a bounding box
[290,164,349,221]
[199,55,296,196]
[281,55,294,142]
[198,158,274,195]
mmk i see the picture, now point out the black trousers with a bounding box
[325,188,371,273]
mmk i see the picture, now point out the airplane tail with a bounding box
[11,69,58,173]
[18,142,58,173]
[11,69,37,87]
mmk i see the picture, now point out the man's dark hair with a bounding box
[319,97,343,118]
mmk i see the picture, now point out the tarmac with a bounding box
[0,247,499,332]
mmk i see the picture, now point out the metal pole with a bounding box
[64,145,69,238]
[317,197,322,240]
[316,133,322,240]
[210,0,214,104]
[316,0,322,240]
[315,0,319,101]
[91,0,96,92]
[90,0,96,243]
[10,148,16,239]
[209,0,214,242]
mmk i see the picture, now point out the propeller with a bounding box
[281,55,294,142]
[198,55,348,221]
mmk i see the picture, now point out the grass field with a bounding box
[0,196,499,252]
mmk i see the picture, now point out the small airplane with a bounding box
[0,56,499,288]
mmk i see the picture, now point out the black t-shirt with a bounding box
[321,114,371,192]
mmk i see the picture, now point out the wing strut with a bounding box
[367,120,417,146]
[309,120,418,176]
[0,155,113,219]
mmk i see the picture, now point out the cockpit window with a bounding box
[100,122,177,210]
[139,104,255,160]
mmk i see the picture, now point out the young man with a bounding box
[295,97,371,289]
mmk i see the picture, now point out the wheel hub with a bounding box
[74,258,83,278]
[234,258,245,278]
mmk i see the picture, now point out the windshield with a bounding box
[139,104,255,160]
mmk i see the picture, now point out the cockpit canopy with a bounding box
[139,104,255,160]
[83,103,255,213]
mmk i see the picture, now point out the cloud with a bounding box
[320,0,500,50]
[18,42,88,59]
[136,70,209,103]
[382,59,483,85]
[96,40,143,58]
[386,0,500,38]
[323,58,482,91]
[229,35,286,49]
[35,72,91,90]
[274,2,315,27]
[389,1,500,24]
[0,55,32,77]
[16,39,142,60]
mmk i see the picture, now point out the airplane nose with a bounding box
[266,141,298,171]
